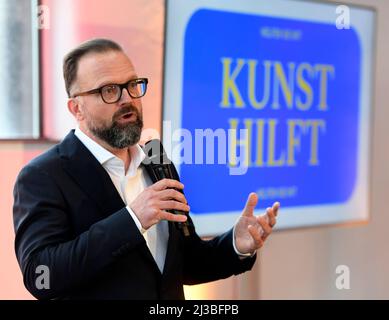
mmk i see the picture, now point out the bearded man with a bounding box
[13,38,279,300]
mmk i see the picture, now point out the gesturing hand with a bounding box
[234,192,280,255]
[130,179,189,230]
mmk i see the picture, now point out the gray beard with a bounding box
[89,116,143,149]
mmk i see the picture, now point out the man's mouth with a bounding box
[117,112,136,122]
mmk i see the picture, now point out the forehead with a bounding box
[76,50,137,88]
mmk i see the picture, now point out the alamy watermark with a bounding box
[335,264,350,290]
[35,265,50,290]
[335,5,350,30]
[142,121,250,176]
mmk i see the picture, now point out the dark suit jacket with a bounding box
[13,130,256,300]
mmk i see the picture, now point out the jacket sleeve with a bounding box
[182,222,257,285]
[13,164,145,300]
[169,161,256,285]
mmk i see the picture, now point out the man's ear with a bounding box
[67,98,84,121]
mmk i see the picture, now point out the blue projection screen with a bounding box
[163,0,375,236]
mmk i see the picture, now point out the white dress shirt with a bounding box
[74,127,168,272]
[75,127,251,270]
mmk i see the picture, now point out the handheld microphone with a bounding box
[142,139,194,237]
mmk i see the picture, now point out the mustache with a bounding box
[112,105,141,121]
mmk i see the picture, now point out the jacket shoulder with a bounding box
[18,143,62,179]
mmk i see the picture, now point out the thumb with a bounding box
[242,192,258,217]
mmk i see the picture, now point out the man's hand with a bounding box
[130,179,189,230]
[234,192,280,255]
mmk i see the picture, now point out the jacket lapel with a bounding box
[59,130,162,270]
[161,221,179,275]
[58,130,125,218]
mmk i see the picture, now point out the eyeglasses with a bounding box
[72,78,148,104]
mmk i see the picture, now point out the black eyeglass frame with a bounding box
[71,77,149,104]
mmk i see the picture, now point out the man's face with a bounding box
[71,50,144,148]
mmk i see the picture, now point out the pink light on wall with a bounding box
[40,0,165,141]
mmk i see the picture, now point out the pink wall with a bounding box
[0,0,166,300]
[41,0,164,140]
[0,143,49,299]
[0,0,244,300]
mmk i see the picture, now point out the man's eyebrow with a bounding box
[95,76,139,88]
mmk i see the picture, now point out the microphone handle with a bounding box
[153,165,192,237]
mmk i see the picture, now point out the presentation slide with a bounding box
[163,0,375,236]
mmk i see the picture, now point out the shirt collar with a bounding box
[74,127,145,174]
[127,142,146,176]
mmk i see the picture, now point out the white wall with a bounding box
[257,0,389,299]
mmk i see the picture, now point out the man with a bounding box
[13,38,279,300]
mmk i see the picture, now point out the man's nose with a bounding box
[118,87,134,105]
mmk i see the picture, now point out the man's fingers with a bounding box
[152,179,184,191]
[266,208,276,228]
[258,215,272,233]
[159,188,187,203]
[257,216,272,239]
[242,192,258,217]
[248,225,264,248]
[159,200,190,212]
[272,202,280,217]
[160,210,188,223]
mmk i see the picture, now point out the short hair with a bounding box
[63,38,123,97]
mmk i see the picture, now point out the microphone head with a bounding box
[143,139,170,165]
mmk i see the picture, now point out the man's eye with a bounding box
[104,86,116,94]
[131,81,141,88]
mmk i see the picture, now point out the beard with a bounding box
[86,105,143,149]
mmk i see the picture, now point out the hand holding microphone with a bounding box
[130,139,194,236]
[129,178,190,230]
